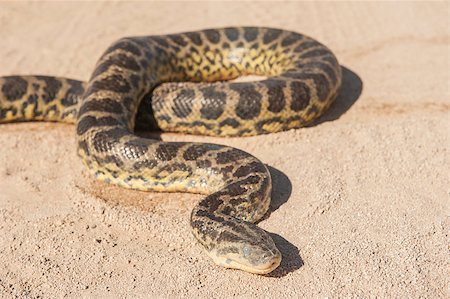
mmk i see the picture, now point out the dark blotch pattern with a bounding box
[172,89,195,118]
[77,115,97,135]
[219,118,240,128]
[27,94,38,106]
[261,80,286,113]
[28,101,42,119]
[196,159,212,169]
[124,174,147,183]
[78,98,123,117]
[296,61,338,86]
[294,41,318,53]
[216,149,248,165]
[301,48,331,58]
[231,84,262,120]
[224,28,239,41]
[320,63,338,86]
[204,29,220,44]
[282,70,331,102]
[92,132,117,153]
[123,96,135,111]
[153,36,170,48]
[190,121,213,130]
[133,159,158,171]
[36,76,62,104]
[216,230,245,244]
[78,140,90,156]
[281,33,299,47]
[290,81,311,111]
[101,127,129,140]
[250,43,259,50]
[302,73,329,102]
[263,29,282,44]
[155,143,183,161]
[91,74,131,94]
[168,35,188,47]
[243,28,258,42]
[62,79,85,107]
[233,163,258,178]
[198,195,224,211]
[200,86,227,120]
[217,246,240,256]
[185,32,202,46]
[129,74,140,89]
[0,108,11,119]
[92,53,140,79]
[155,163,193,179]
[124,139,153,159]
[255,117,283,134]
[97,155,124,168]
[76,115,122,135]
[1,77,27,102]
[183,144,210,161]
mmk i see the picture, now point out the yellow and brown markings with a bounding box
[0,27,341,274]
[0,76,86,123]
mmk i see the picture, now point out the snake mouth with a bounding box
[212,253,282,275]
[233,255,282,275]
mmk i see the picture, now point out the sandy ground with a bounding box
[0,2,448,298]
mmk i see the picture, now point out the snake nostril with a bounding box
[262,253,272,261]
[243,246,250,257]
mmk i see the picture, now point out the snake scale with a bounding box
[0,27,341,274]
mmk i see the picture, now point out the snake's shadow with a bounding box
[266,233,304,278]
[259,166,304,278]
[264,166,292,218]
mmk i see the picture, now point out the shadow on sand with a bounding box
[261,167,303,278]
[266,233,304,278]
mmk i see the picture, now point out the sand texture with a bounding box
[0,2,448,298]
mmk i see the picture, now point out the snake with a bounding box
[0,27,341,274]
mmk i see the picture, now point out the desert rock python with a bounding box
[0,27,341,274]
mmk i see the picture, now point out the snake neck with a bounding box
[189,168,280,274]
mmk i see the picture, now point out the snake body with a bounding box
[0,27,341,274]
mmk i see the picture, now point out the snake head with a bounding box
[209,222,282,275]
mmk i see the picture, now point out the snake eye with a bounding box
[243,246,251,257]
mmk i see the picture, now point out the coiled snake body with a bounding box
[0,27,341,274]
